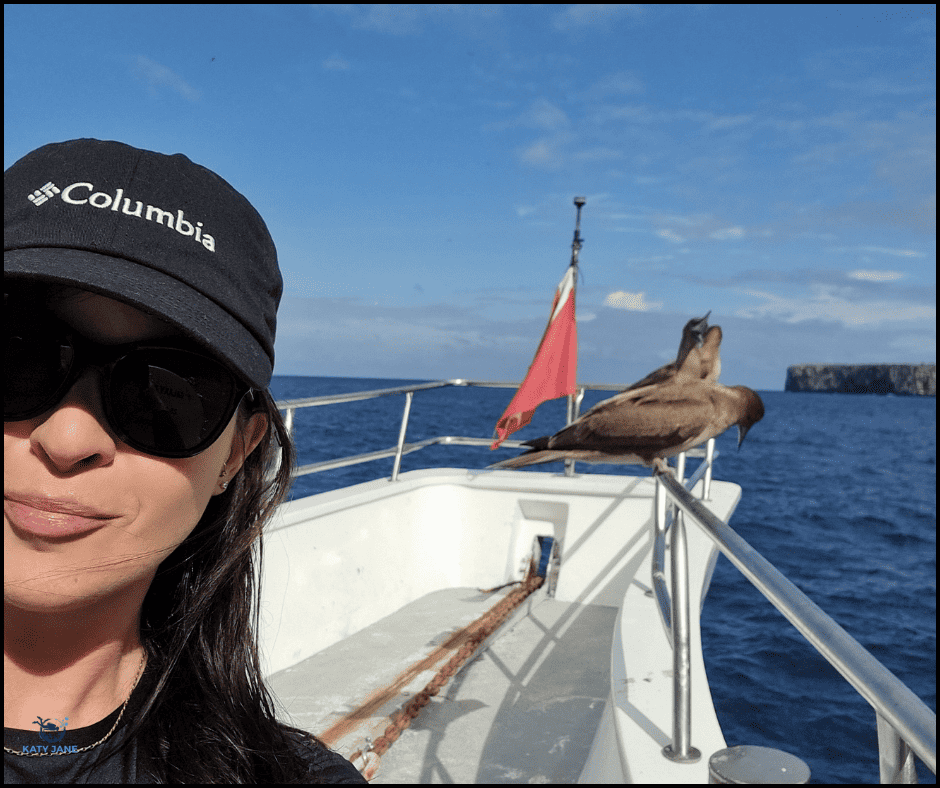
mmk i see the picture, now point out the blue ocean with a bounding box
[270,376,937,784]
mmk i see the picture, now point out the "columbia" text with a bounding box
[58,182,215,252]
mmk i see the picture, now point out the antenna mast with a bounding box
[570,196,586,268]
[564,197,586,473]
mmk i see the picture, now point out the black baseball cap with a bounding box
[4,138,282,389]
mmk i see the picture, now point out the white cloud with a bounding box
[848,270,906,282]
[520,139,555,166]
[521,99,569,131]
[134,56,199,102]
[827,76,926,96]
[710,227,745,240]
[855,247,925,258]
[657,228,685,243]
[738,285,935,326]
[519,135,570,168]
[322,54,350,71]
[343,5,427,35]
[325,4,503,35]
[553,4,641,30]
[603,290,663,311]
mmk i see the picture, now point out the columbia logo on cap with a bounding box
[26,180,216,252]
[27,181,61,205]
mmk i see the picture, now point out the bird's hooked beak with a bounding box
[737,422,752,449]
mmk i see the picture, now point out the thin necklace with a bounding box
[4,650,148,757]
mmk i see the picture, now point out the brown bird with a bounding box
[624,312,711,391]
[628,321,723,392]
[489,375,764,474]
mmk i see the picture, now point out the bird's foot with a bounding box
[652,458,674,477]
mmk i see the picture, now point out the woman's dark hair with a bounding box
[8,281,327,782]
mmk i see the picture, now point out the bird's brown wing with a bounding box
[622,345,707,392]
[622,360,682,392]
[492,384,757,470]
[548,387,715,457]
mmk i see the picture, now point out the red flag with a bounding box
[491,266,577,449]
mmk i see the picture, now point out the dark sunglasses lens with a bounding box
[5,326,75,419]
[109,350,239,457]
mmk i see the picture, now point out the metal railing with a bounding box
[277,378,627,481]
[275,378,937,783]
[654,466,936,782]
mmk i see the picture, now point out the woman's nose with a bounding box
[27,370,119,473]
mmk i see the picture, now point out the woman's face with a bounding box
[4,289,260,615]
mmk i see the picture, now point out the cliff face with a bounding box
[785,364,936,396]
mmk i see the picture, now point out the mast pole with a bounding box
[566,197,586,476]
[570,196,585,269]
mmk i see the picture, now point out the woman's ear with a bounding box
[214,413,268,495]
[241,412,269,460]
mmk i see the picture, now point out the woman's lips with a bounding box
[4,496,116,539]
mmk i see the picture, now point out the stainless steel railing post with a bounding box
[284,406,295,438]
[662,505,702,763]
[657,470,936,777]
[675,451,687,485]
[703,437,714,500]
[564,387,585,477]
[652,475,673,645]
[390,391,414,481]
[877,712,918,784]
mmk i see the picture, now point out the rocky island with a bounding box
[785,364,936,396]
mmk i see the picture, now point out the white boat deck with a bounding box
[267,585,617,783]
[257,468,742,783]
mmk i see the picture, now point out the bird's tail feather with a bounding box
[488,450,571,469]
[521,435,551,450]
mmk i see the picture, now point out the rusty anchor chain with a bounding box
[348,559,545,778]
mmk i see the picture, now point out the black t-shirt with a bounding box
[4,664,366,784]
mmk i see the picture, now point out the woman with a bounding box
[4,139,366,783]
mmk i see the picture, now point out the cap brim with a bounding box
[4,247,271,389]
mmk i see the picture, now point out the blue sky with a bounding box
[4,4,936,389]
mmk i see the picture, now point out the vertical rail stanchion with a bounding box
[877,712,918,784]
[564,387,586,478]
[703,437,715,500]
[284,406,295,438]
[391,391,413,482]
[655,474,668,551]
[653,476,673,645]
[663,507,702,764]
[676,451,687,486]
[565,393,576,477]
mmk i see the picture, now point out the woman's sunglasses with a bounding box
[5,310,254,459]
